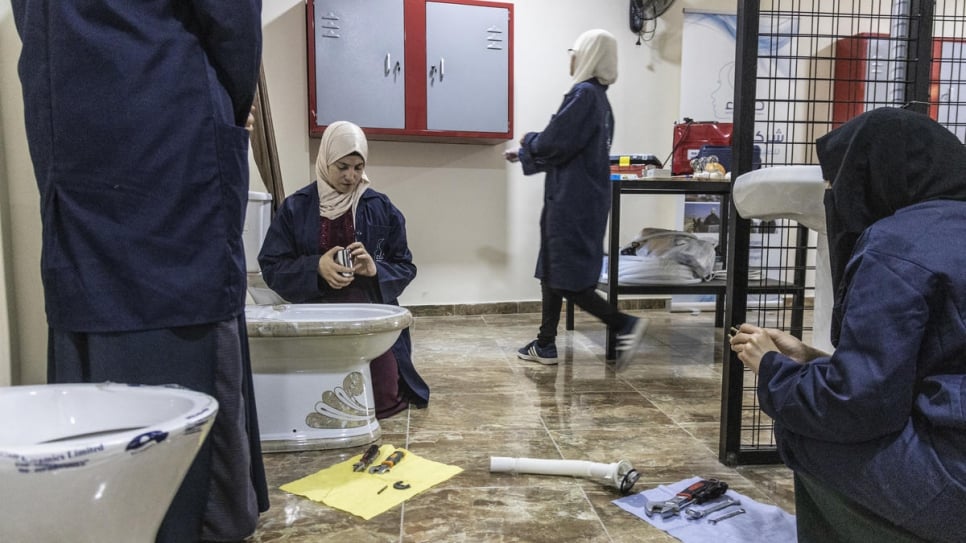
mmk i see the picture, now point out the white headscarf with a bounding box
[570,29,618,85]
[315,121,372,220]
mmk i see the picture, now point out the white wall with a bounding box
[1,0,43,386]
[1,0,713,384]
[0,3,11,387]
[257,0,693,305]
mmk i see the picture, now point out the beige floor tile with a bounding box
[248,310,795,542]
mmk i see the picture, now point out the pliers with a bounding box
[352,444,381,472]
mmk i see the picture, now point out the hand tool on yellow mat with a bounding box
[643,479,729,519]
[352,444,381,472]
[369,450,405,474]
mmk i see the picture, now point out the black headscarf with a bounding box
[816,107,966,345]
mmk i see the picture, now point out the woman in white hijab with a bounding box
[505,29,648,370]
[258,121,429,417]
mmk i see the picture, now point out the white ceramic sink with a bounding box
[734,166,834,353]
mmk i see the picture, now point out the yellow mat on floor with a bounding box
[280,444,463,520]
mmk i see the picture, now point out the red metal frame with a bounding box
[929,37,966,121]
[833,32,965,127]
[831,32,888,127]
[306,0,513,143]
[306,4,317,134]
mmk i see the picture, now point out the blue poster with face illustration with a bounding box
[680,11,799,166]
[673,12,796,311]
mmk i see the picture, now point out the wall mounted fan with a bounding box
[629,0,676,41]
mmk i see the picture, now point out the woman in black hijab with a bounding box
[730,108,966,542]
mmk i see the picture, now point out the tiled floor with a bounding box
[249,309,796,542]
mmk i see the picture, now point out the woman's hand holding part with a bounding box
[245,104,256,132]
[319,246,354,289]
[728,323,780,374]
[345,241,377,277]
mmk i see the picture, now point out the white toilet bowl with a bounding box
[245,191,286,305]
[0,382,218,543]
[246,303,413,452]
[733,165,834,353]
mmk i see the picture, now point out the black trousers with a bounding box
[48,316,269,543]
[537,281,630,344]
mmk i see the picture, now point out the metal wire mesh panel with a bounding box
[739,219,814,454]
[932,4,966,139]
[721,0,966,465]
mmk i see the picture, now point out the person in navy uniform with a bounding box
[730,107,966,543]
[12,1,268,541]
[258,121,429,418]
[505,29,648,369]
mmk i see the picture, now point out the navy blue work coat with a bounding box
[13,1,262,332]
[758,200,966,541]
[519,79,614,292]
[257,183,429,406]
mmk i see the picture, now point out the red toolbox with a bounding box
[671,121,732,175]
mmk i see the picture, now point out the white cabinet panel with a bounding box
[308,0,512,141]
[313,0,405,129]
[425,2,509,133]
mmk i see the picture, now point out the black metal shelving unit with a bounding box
[566,179,805,361]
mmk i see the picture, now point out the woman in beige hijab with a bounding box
[505,29,648,370]
[258,121,429,417]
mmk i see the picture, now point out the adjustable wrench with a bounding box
[369,449,405,474]
[643,499,670,517]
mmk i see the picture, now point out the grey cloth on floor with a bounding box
[613,476,796,542]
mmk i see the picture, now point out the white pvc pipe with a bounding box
[489,457,639,493]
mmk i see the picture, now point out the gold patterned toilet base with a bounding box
[253,369,381,453]
[243,303,412,453]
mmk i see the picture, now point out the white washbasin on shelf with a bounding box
[733,166,834,354]
[733,166,826,232]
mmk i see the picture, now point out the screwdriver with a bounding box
[353,444,381,472]
[369,449,406,474]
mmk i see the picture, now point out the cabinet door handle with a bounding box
[428,59,445,84]
[384,54,401,79]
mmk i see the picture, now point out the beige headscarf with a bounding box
[315,121,372,220]
[570,29,618,85]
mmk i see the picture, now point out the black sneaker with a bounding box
[517,340,559,365]
[615,317,649,370]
